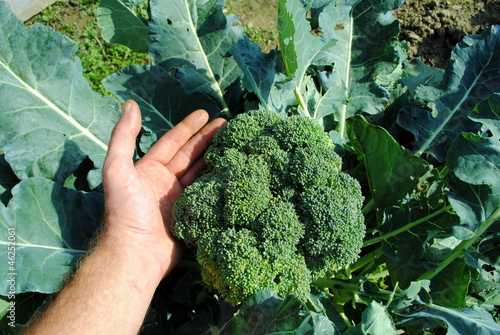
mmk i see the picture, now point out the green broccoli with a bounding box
[171,110,365,305]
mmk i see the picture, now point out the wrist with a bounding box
[95,232,165,294]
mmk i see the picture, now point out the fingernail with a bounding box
[122,101,132,114]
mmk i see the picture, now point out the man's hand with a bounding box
[24,101,226,334]
[101,99,226,282]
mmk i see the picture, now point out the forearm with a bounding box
[24,234,162,335]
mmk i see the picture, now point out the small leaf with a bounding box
[356,301,398,335]
[447,179,500,239]
[447,133,500,187]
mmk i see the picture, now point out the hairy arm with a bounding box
[24,100,226,334]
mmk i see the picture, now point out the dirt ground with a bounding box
[396,0,500,68]
[227,0,500,68]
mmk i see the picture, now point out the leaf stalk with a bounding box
[418,206,500,281]
[363,205,453,247]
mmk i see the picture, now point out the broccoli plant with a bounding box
[172,110,365,304]
[0,0,499,333]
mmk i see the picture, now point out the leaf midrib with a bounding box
[0,60,109,151]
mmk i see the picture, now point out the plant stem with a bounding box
[313,278,359,291]
[337,104,348,139]
[350,248,384,273]
[294,86,310,117]
[362,198,376,216]
[363,205,453,247]
[418,206,500,281]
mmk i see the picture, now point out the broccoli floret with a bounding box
[172,110,365,305]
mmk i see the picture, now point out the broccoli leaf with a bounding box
[230,37,283,113]
[317,0,406,125]
[430,259,471,309]
[147,0,244,113]
[398,25,500,161]
[447,180,500,240]
[345,301,398,335]
[447,122,500,238]
[0,2,120,185]
[0,178,102,295]
[469,93,500,139]
[278,0,336,88]
[275,0,406,135]
[348,116,430,211]
[97,0,149,53]
[103,64,221,139]
[447,133,500,187]
[401,58,445,94]
[233,290,338,334]
[406,304,500,335]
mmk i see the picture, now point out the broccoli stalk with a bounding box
[172,110,365,305]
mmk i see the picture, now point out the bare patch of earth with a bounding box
[394,0,500,68]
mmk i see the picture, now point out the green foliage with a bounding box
[27,0,150,96]
[0,0,499,333]
[172,110,365,304]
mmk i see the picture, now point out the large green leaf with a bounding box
[0,178,102,295]
[97,0,149,53]
[391,281,500,334]
[0,2,121,184]
[103,64,222,138]
[398,25,500,161]
[147,0,244,113]
[447,116,500,238]
[278,0,336,86]
[348,116,430,211]
[274,0,406,135]
[316,0,406,122]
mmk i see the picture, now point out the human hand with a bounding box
[101,100,226,282]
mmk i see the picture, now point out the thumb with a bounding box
[104,100,142,173]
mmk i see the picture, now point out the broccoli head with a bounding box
[171,110,365,305]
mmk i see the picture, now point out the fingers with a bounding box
[103,100,142,173]
[168,117,227,180]
[178,157,208,187]
[142,110,210,165]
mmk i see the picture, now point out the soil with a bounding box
[395,0,500,68]
[227,0,500,68]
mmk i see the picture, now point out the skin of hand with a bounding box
[101,99,226,281]
[23,100,227,334]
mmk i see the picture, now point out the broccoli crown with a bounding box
[172,110,365,305]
